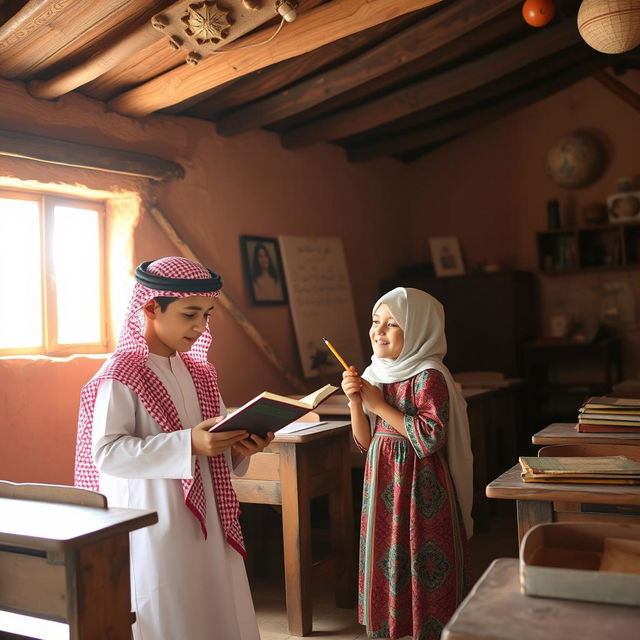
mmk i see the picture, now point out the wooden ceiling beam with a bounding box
[107,0,446,117]
[0,0,139,78]
[345,45,592,159]
[592,68,640,114]
[215,0,522,136]
[347,58,602,162]
[0,128,184,181]
[267,5,525,134]
[28,0,303,100]
[186,12,419,120]
[83,0,326,102]
[281,19,582,149]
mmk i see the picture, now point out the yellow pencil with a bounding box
[322,337,350,371]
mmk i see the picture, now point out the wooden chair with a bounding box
[0,480,107,508]
[0,480,146,640]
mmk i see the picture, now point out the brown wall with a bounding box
[404,72,640,373]
[3,69,639,485]
[0,79,405,483]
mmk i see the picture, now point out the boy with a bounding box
[75,256,272,640]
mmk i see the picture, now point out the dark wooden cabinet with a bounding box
[381,271,537,376]
[524,338,622,434]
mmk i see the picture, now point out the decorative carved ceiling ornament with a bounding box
[152,1,235,66]
[152,0,297,66]
[182,2,231,45]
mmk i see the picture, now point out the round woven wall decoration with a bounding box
[577,0,640,54]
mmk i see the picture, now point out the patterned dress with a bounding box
[359,368,470,640]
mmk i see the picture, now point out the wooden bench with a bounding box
[0,480,157,640]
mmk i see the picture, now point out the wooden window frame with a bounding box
[0,190,109,357]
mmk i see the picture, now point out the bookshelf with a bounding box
[537,222,640,274]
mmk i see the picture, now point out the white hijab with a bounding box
[362,287,474,538]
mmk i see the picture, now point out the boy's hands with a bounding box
[191,417,248,457]
[232,432,275,458]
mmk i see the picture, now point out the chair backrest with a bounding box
[0,480,107,508]
[538,443,640,463]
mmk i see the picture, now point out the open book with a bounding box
[209,384,339,437]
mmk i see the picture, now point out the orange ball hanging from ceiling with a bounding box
[522,0,556,27]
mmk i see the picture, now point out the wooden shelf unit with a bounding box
[537,222,640,274]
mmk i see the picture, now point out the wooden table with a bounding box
[441,558,640,640]
[0,497,157,640]
[486,464,640,543]
[231,421,356,637]
[533,422,640,446]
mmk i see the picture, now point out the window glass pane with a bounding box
[53,206,102,345]
[0,198,43,349]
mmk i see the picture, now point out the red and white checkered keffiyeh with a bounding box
[74,256,245,557]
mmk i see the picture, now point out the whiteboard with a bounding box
[279,235,364,378]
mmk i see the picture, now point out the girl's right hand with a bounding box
[191,417,248,457]
[341,366,363,403]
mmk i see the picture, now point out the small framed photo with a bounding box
[607,191,640,223]
[429,236,465,277]
[239,235,288,305]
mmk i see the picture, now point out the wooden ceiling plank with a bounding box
[29,0,307,100]
[347,58,602,162]
[266,5,525,134]
[0,128,184,181]
[186,12,419,119]
[344,44,592,153]
[0,0,141,78]
[215,0,522,136]
[82,0,327,102]
[281,19,582,149]
[28,23,160,100]
[107,0,446,118]
[592,69,640,114]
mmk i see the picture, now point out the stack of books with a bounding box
[577,396,640,433]
[519,455,640,484]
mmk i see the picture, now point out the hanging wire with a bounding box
[210,16,286,54]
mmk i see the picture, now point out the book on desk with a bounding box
[519,455,640,484]
[577,396,640,433]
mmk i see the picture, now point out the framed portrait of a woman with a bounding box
[239,235,288,305]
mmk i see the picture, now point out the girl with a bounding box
[342,287,473,640]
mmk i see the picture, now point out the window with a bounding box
[0,191,108,356]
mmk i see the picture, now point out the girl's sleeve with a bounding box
[404,369,450,459]
[92,379,194,479]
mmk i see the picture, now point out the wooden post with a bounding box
[592,69,640,114]
[148,205,306,393]
[516,500,553,544]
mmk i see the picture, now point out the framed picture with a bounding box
[239,235,288,305]
[607,191,640,223]
[429,236,465,277]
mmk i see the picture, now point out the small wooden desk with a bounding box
[533,422,640,446]
[231,421,356,637]
[486,464,640,543]
[441,558,640,640]
[0,498,157,640]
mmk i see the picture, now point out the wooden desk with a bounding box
[231,421,356,637]
[0,498,157,640]
[441,558,640,640]
[533,422,640,446]
[486,464,640,543]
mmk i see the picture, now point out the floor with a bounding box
[251,503,519,640]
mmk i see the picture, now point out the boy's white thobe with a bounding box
[92,352,260,640]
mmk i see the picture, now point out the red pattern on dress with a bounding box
[359,368,470,639]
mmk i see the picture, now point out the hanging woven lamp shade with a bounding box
[577,0,640,54]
